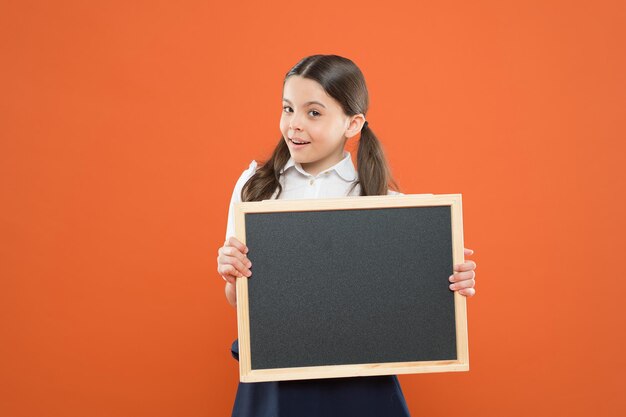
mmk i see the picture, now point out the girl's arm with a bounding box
[221,160,258,307]
[225,281,237,308]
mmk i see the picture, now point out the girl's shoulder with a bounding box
[246,159,258,172]
[244,159,259,175]
[236,160,259,184]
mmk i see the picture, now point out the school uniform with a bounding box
[225,150,411,417]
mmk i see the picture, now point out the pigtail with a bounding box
[355,125,401,196]
[241,137,290,202]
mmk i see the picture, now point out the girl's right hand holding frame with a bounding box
[217,236,252,284]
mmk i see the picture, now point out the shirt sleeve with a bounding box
[225,160,258,241]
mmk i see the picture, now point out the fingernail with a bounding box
[449,284,455,290]
[449,275,454,282]
[247,260,252,267]
[246,270,252,277]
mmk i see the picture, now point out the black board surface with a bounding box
[244,205,457,370]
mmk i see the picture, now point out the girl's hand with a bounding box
[449,248,477,297]
[217,236,252,284]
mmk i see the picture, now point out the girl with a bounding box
[217,54,477,417]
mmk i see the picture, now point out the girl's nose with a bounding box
[289,113,304,131]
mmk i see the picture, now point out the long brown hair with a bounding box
[241,54,400,202]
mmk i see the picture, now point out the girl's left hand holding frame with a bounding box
[449,248,477,297]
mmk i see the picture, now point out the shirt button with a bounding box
[309,179,315,185]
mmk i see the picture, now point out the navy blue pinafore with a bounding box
[230,339,411,417]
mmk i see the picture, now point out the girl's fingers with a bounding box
[218,245,252,271]
[226,236,249,255]
[219,264,248,283]
[458,288,476,297]
[449,276,475,291]
[219,255,252,278]
[464,247,474,255]
[454,260,477,272]
[221,268,237,284]
[449,270,475,283]
[216,240,252,284]
[224,245,251,268]
[218,265,238,283]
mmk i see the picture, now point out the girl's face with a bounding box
[280,75,364,176]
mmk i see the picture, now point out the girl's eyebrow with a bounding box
[282,98,326,108]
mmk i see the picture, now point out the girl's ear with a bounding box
[346,114,366,138]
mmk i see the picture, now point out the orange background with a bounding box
[1,1,625,416]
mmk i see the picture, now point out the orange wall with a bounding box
[1,1,624,416]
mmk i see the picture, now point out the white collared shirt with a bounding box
[225,150,403,240]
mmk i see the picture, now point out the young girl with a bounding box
[217,54,478,417]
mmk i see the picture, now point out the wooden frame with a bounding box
[234,193,468,382]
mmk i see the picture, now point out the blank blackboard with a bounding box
[234,193,468,382]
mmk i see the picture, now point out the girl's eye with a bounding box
[282,106,321,117]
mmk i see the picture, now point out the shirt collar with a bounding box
[280,150,357,182]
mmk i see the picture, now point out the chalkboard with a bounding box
[234,193,468,382]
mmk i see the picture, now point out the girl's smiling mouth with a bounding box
[289,138,311,146]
